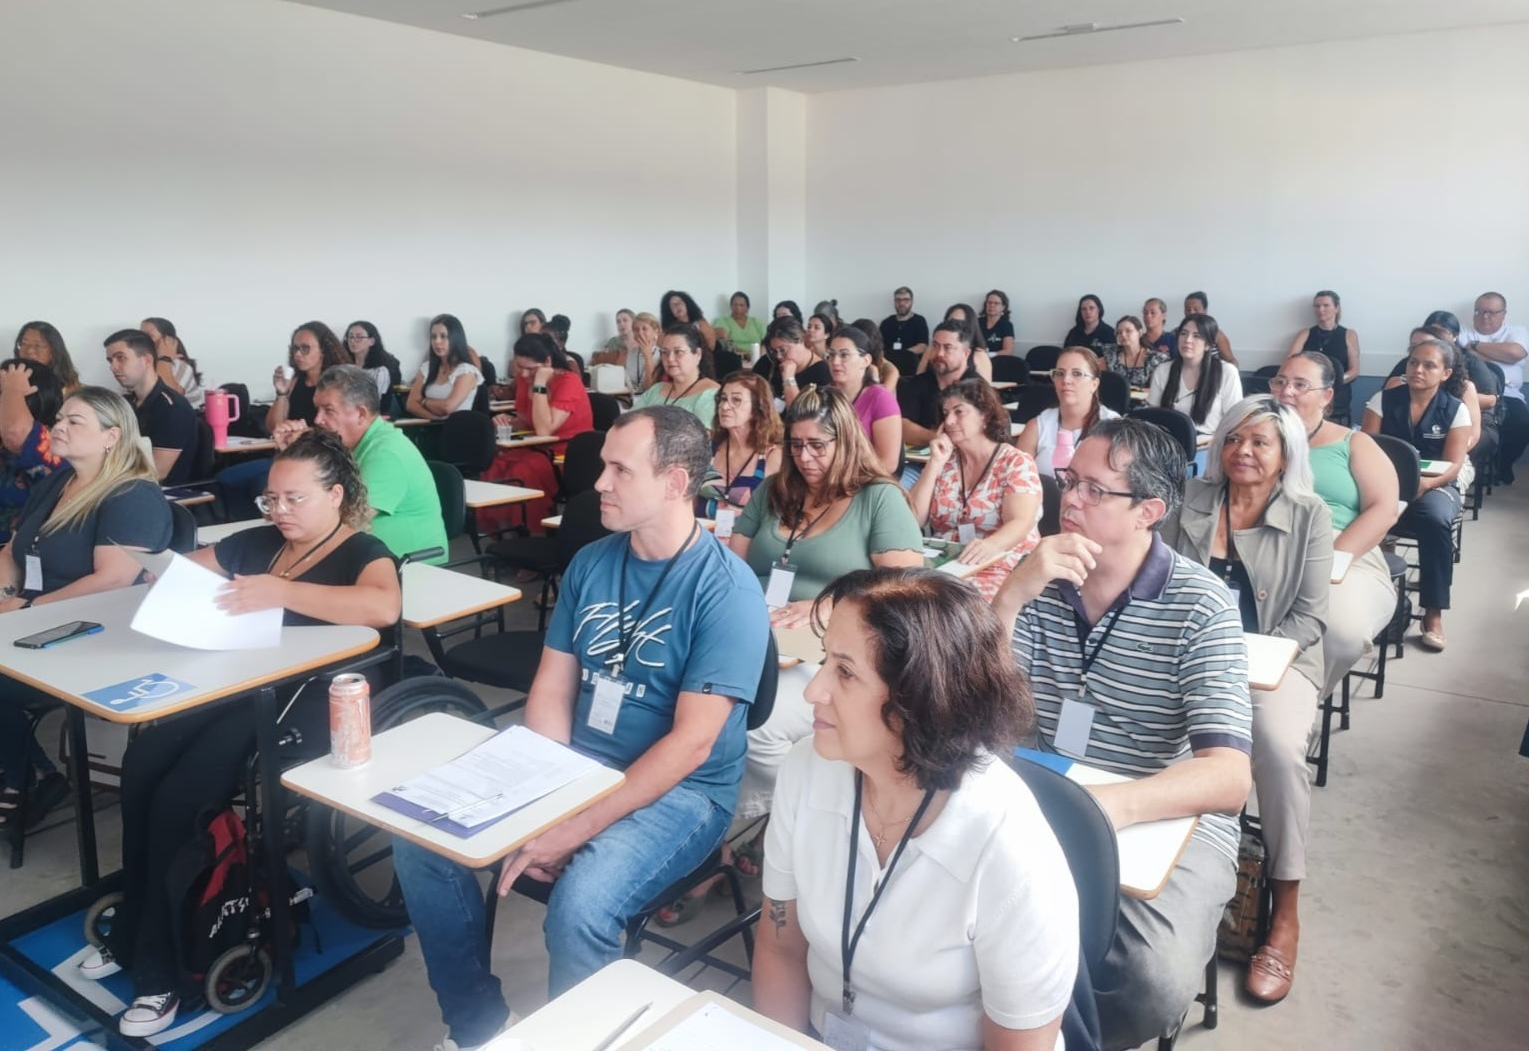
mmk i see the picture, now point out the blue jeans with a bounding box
[392,783,730,1048]
[215,458,272,522]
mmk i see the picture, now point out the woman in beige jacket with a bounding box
[1160,395,1332,1008]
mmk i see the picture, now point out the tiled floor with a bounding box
[5,483,1528,1051]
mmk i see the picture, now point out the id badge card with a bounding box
[1054,698,1097,758]
[765,564,796,608]
[713,507,736,538]
[891,340,903,351]
[957,521,977,544]
[821,1011,871,1051]
[23,554,42,593]
[588,673,625,734]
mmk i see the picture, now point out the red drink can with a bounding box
[329,673,371,769]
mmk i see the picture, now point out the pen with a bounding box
[427,793,507,825]
[590,1001,652,1051]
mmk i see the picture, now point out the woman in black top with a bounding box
[1286,290,1360,419]
[267,321,347,433]
[77,429,400,1038]
[0,388,172,830]
[978,289,1016,356]
[1062,293,1116,353]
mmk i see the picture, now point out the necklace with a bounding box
[1307,419,1323,442]
[266,520,344,580]
[862,785,922,851]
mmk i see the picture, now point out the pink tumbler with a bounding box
[1053,428,1075,472]
[204,389,239,448]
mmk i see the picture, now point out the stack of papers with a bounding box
[374,725,602,838]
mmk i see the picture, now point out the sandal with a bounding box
[0,787,20,830]
[732,825,767,878]
[653,893,706,928]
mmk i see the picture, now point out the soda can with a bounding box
[329,673,371,768]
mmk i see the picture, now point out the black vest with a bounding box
[1379,384,1461,462]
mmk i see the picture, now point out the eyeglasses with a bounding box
[1051,368,1095,382]
[289,344,318,354]
[1055,468,1135,507]
[784,438,836,457]
[1475,308,1505,317]
[1268,377,1329,394]
[826,350,865,363]
[256,491,314,515]
[346,333,372,342]
[717,394,751,408]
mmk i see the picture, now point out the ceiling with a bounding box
[287,0,1529,92]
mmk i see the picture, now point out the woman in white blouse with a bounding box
[753,568,1078,1051]
[1017,347,1120,477]
[406,313,483,419]
[1147,313,1243,434]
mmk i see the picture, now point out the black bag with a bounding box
[165,807,255,996]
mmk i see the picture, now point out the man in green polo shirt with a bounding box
[272,364,447,563]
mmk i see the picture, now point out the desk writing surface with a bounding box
[1246,632,1299,691]
[401,563,522,629]
[0,586,378,724]
[391,416,434,428]
[282,712,625,869]
[462,480,545,509]
[496,434,560,450]
[498,959,692,1049]
[1419,459,1451,477]
[215,435,277,454]
[1331,549,1353,584]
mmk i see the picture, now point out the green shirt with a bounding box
[353,416,448,564]
[1310,433,1360,532]
[713,315,766,347]
[737,481,923,601]
[633,383,718,429]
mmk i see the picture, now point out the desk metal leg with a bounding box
[66,707,99,886]
[254,685,297,997]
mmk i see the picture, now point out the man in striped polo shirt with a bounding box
[993,417,1253,1051]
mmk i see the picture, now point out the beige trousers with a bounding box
[1321,546,1396,698]
[1252,670,1321,881]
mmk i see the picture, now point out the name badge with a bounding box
[588,673,625,734]
[24,555,42,593]
[764,565,796,608]
[1054,698,1097,758]
[713,507,736,539]
[821,1011,870,1051]
[891,340,903,351]
[957,522,977,544]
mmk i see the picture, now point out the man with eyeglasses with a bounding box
[272,364,447,563]
[992,418,1251,1051]
[1459,292,1528,481]
[878,286,929,364]
[103,329,198,485]
[898,319,979,447]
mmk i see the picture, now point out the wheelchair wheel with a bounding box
[205,944,272,1014]
[305,678,487,928]
[83,892,124,949]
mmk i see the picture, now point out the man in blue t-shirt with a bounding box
[394,406,770,1051]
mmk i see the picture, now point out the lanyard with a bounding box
[841,771,935,1016]
[781,501,833,566]
[612,521,699,674]
[664,375,702,405]
[1076,601,1129,675]
[957,443,1002,518]
[1221,490,1241,574]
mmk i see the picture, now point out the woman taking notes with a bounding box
[1161,396,1332,1005]
[1018,347,1120,476]
[77,430,400,1038]
[633,324,720,428]
[1149,313,1243,434]
[910,379,1041,601]
[1273,352,1398,694]
[826,325,901,475]
[407,313,483,419]
[753,568,1077,1051]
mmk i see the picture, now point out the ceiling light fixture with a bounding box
[1012,17,1185,43]
[462,0,589,20]
[735,57,859,75]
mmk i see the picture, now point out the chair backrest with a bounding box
[1370,432,1421,505]
[1038,473,1062,537]
[190,417,217,481]
[555,489,612,568]
[1127,406,1198,463]
[1004,754,1120,972]
[478,357,498,387]
[1025,345,1062,373]
[1241,374,1271,396]
[439,412,497,477]
[564,350,586,380]
[561,430,608,497]
[426,459,467,541]
[748,632,779,731]
[1097,371,1130,415]
[168,502,198,554]
[1254,364,1281,378]
[885,346,920,377]
[588,392,622,432]
[713,347,743,380]
[470,382,492,415]
[1011,383,1058,425]
[219,383,265,438]
[990,355,1030,386]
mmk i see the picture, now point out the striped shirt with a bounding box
[1011,534,1252,860]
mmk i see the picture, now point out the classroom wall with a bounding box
[803,23,1529,372]
[0,0,737,393]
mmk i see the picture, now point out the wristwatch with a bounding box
[782,376,799,388]
[532,385,550,395]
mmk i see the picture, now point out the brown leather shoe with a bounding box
[1246,943,1295,1003]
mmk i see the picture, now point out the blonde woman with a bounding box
[0,387,173,831]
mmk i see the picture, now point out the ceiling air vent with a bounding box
[1012,18,1184,43]
[735,57,859,75]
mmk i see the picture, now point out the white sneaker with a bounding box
[432,1039,480,1051]
[120,992,179,1037]
[79,947,121,980]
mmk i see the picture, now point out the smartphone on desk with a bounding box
[14,621,104,649]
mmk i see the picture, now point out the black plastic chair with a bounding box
[1011,383,1058,425]
[1026,345,1062,373]
[1098,371,1130,415]
[588,393,622,433]
[440,412,497,479]
[1038,474,1062,537]
[712,347,743,380]
[1241,374,1272,396]
[169,502,198,554]
[559,431,607,498]
[1129,406,1198,471]
[425,459,500,569]
[220,383,266,439]
[885,346,920,377]
[990,355,1031,387]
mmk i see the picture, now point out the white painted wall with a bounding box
[737,88,807,324]
[804,24,1529,372]
[0,0,736,393]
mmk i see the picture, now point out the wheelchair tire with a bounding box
[304,677,488,929]
[83,892,124,949]
[205,944,272,1014]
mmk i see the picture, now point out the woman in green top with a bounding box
[712,291,766,358]
[1274,351,1398,696]
[632,324,720,428]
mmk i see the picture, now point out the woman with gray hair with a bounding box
[1160,394,1333,1007]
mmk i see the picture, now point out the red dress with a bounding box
[479,369,593,535]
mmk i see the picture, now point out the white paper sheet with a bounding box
[639,1002,806,1051]
[127,549,283,650]
[386,725,603,829]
